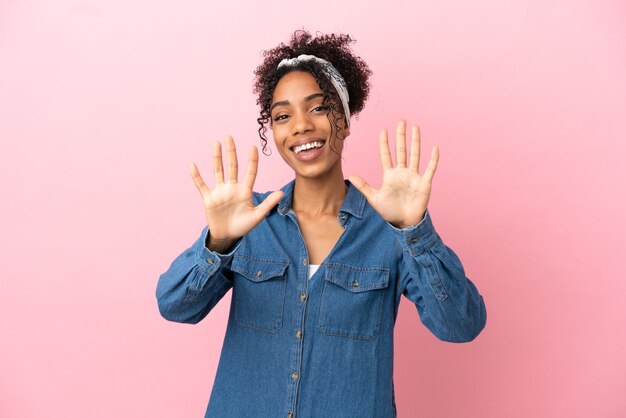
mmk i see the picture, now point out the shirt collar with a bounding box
[277,179,365,219]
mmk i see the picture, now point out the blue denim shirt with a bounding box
[157,180,486,418]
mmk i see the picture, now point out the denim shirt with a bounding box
[157,180,487,418]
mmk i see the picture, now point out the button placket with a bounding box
[292,264,308,416]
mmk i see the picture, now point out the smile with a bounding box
[291,141,325,154]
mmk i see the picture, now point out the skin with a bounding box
[190,70,439,261]
[269,71,349,263]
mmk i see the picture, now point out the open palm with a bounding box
[190,136,283,251]
[349,120,439,229]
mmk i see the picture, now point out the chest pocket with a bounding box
[232,255,289,333]
[319,263,390,341]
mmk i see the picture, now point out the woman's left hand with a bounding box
[349,120,439,229]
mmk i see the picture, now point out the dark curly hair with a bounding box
[253,30,372,155]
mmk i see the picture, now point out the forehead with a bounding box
[272,71,324,103]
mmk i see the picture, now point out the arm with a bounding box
[156,136,282,324]
[392,211,486,342]
[156,227,240,324]
[350,120,486,342]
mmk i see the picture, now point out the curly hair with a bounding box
[253,30,372,155]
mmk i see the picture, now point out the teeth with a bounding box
[292,141,324,154]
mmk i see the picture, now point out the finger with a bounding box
[243,145,259,189]
[212,141,225,184]
[409,125,421,171]
[254,190,284,220]
[189,162,211,196]
[395,120,407,167]
[348,175,377,205]
[379,129,392,170]
[225,135,238,183]
[422,146,439,182]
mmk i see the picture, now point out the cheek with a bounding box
[329,132,346,153]
[272,130,284,150]
[272,134,292,163]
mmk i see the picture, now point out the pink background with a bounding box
[1,0,625,417]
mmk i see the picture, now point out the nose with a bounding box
[290,109,315,136]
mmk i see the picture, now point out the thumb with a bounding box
[348,175,377,204]
[254,190,284,219]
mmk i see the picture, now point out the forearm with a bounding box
[394,211,487,342]
[206,233,239,254]
[156,226,239,324]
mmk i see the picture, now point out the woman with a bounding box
[157,31,486,418]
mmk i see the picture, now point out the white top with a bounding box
[308,264,321,279]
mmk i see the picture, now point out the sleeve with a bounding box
[391,210,487,342]
[156,226,241,324]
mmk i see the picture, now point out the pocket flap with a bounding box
[325,263,389,293]
[232,255,289,282]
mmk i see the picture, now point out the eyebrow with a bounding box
[270,93,326,112]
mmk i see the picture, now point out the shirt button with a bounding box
[207,258,213,265]
[296,330,302,339]
[410,237,420,243]
[288,412,293,418]
[256,270,262,277]
[300,293,307,302]
[340,214,347,221]
[302,258,307,266]
[352,280,359,287]
[291,372,299,380]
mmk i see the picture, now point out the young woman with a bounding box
[157,31,486,418]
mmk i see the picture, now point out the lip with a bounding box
[286,137,326,161]
[292,144,325,162]
[289,138,326,151]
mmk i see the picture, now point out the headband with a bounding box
[277,54,351,128]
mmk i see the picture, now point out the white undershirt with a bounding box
[308,264,320,279]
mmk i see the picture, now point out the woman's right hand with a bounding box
[190,136,284,253]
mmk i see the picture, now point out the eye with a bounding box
[273,114,289,122]
[311,105,330,114]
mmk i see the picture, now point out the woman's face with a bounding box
[270,70,349,180]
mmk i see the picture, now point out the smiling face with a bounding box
[270,70,350,180]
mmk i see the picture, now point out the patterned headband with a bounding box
[277,54,351,128]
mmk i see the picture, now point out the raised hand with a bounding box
[349,120,439,229]
[190,136,283,252]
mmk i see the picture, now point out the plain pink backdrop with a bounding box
[1,0,625,417]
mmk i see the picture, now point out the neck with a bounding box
[292,165,347,217]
